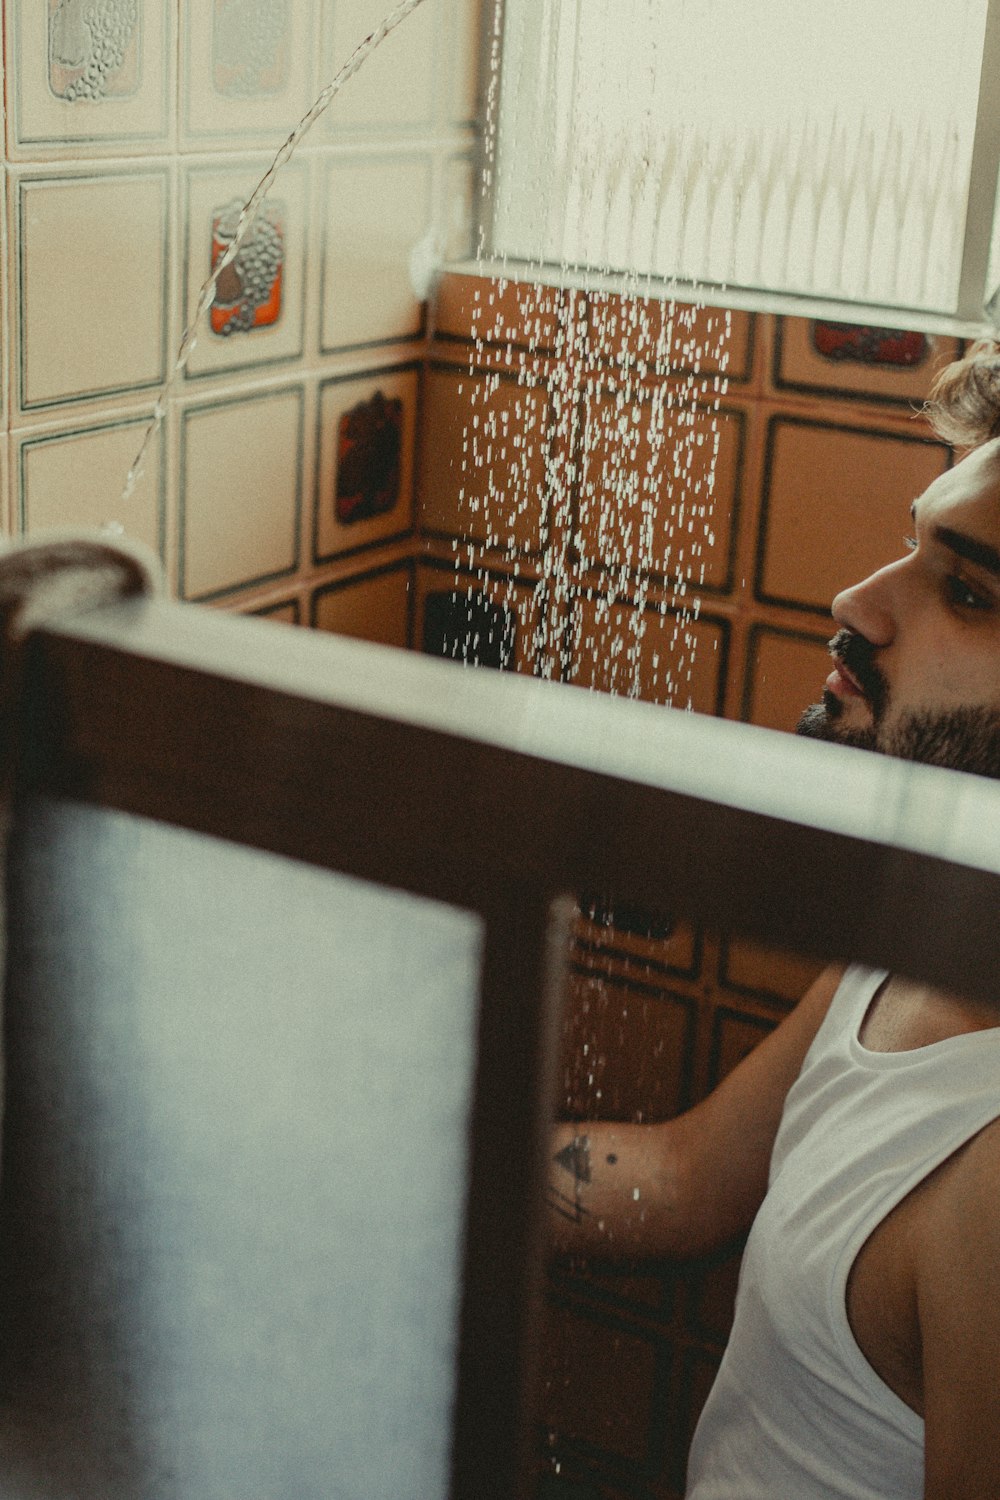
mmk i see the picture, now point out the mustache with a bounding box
[828,627,889,720]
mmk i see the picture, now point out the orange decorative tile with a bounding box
[773,315,962,406]
[432,271,566,353]
[418,364,549,556]
[708,1006,776,1087]
[741,623,833,733]
[566,595,727,716]
[574,901,700,979]
[575,388,743,592]
[756,415,950,613]
[719,935,827,1008]
[312,562,412,647]
[181,158,308,380]
[587,294,753,384]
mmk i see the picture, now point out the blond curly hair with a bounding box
[923,338,1000,447]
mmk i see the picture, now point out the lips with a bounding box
[826,657,865,699]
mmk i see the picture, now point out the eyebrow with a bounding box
[933,525,1000,577]
[909,501,1000,577]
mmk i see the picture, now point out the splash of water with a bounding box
[117,0,431,516]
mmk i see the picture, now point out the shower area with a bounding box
[3,2,1000,1497]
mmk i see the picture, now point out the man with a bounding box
[548,359,1000,1499]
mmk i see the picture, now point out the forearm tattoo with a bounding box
[547,1134,593,1224]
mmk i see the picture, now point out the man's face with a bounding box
[797,436,1000,777]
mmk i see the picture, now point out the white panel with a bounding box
[0,797,483,1500]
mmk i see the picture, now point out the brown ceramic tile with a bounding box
[433,271,566,352]
[586,294,753,384]
[311,560,412,647]
[419,363,549,555]
[756,415,950,614]
[537,1299,662,1467]
[566,596,727,716]
[773,316,963,407]
[574,390,743,592]
[687,1249,743,1345]
[557,971,695,1124]
[719,936,827,1008]
[414,561,544,675]
[707,1006,777,1088]
[574,904,700,979]
[741,623,832,733]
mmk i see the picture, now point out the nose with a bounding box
[830,556,905,648]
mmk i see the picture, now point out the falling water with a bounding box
[454,0,731,708]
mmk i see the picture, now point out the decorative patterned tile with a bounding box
[741,623,832,733]
[14,167,170,413]
[566,595,728,716]
[179,383,302,601]
[575,390,743,592]
[180,0,319,146]
[773,315,963,406]
[311,561,412,647]
[415,562,544,675]
[321,0,438,134]
[16,410,165,560]
[419,364,549,556]
[181,158,308,380]
[8,0,173,155]
[314,365,418,562]
[320,152,433,352]
[756,415,951,614]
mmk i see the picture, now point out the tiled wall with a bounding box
[415,273,961,1500]
[1,0,482,621]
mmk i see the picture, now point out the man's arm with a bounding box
[547,961,845,1260]
[919,1116,1000,1499]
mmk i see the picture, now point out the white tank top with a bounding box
[685,964,1000,1500]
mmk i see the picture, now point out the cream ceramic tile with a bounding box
[249,596,301,624]
[1,165,8,430]
[181,157,309,381]
[312,562,412,647]
[9,0,172,156]
[442,153,476,265]
[181,0,320,147]
[180,383,303,601]
[15,168,170,413]
[314,365,417,562]
[322,0,437,134]
[16,410,165,559]
[0,439,10,537]
[446,0,485,127]
[320,152,433,351]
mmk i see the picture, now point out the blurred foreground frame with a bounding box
[2,588,1000,1499]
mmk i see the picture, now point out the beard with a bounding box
[796,628,1000,780]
